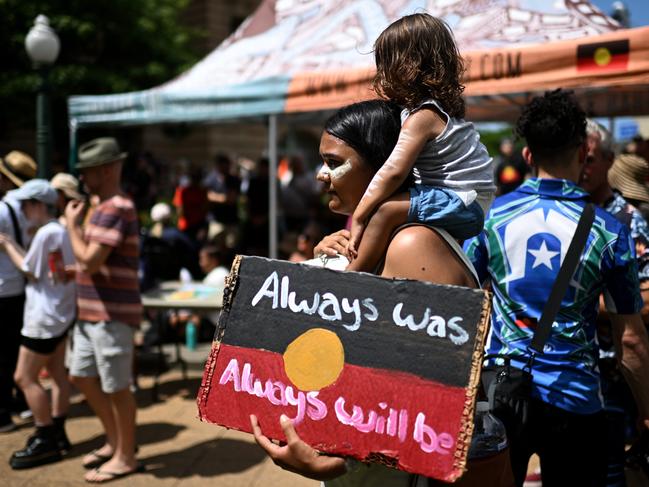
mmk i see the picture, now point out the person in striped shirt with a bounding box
[65,137,143,483]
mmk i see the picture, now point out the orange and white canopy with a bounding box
[69,0,649,126]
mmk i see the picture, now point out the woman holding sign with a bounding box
[250,100,512,486]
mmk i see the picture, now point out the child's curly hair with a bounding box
[373,13,466,118]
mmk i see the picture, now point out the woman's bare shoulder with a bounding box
[382,225,475,287]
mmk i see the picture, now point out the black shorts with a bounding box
[21,332,68,355]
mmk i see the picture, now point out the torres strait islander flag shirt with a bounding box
[464,178,642,414]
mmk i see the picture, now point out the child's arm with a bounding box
[346,194,410,272]
[0,233,32,279]
[348,109,445,257]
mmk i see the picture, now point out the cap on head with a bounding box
[76,137,127,170]
[0,151,37,187]
[10,179,58,206]
[51,172,83,200]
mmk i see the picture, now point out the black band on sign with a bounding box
[219,256,489,388]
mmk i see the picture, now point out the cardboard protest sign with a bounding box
[198,256,491,482]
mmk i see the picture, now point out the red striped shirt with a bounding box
[76,195,142,326]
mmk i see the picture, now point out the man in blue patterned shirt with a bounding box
[464,90,649,487]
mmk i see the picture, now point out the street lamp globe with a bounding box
[25,15,60,66]
[25,14,60,179]
[611,1,631,28]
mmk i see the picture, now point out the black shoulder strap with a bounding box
[3,201,23,247]
[528,203,596,355]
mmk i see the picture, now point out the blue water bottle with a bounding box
[186,321,197,351]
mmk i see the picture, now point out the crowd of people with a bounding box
[0,129,341,481]
[0,137,144,481]
[131,153,342,296]
[2,11,649,487]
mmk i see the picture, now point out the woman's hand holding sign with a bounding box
[314,229,351,258]
[250,414,347,481]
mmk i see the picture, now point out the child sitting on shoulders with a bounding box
[346,13,495,271]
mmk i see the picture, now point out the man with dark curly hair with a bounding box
[464,89,649,487]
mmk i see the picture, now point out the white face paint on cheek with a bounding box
[317,166,331,179]
[331,160,352,180]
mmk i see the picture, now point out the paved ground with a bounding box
[1,342,317,487]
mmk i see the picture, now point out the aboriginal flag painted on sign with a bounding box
[577,39,629,72]
[197,256,491,482]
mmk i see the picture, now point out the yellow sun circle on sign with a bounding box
[283,328,344,391]
[594,47,612,66]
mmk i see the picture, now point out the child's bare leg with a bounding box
[347,194,410,272]
[14,346,52,426]
[45,339,70,418]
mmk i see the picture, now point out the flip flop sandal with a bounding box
[82,450,111,470]
[83,446,140,469]
[85,464,144,484]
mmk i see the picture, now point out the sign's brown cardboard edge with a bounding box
[197,255,242,419]
[448,289,492,481]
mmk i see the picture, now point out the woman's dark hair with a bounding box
[373,13,465,118]
[516,89,586,162]
[324,100,402,172]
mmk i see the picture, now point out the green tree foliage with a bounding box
[478,127,516,158]
[0,0,200,133]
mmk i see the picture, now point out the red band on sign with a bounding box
[199,343,468,481]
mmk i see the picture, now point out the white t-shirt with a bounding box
[203,265,230,322]
[21,220,76,339]
[203,266,229,288]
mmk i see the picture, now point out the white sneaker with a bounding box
[18,409,33,421]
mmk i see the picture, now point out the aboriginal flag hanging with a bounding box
[197,256,491,482]
[577,39,629,72]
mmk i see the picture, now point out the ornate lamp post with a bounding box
[611,1,630,28]
[25,15,60,179]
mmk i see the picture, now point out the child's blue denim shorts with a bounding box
[408,185,484,240]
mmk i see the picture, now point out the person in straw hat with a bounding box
[51,172,83,203]
[50,173,84,226]
[64,138,143,482]
[0,151,37,197]
[0,151,37,433]
[608,152,649,223]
